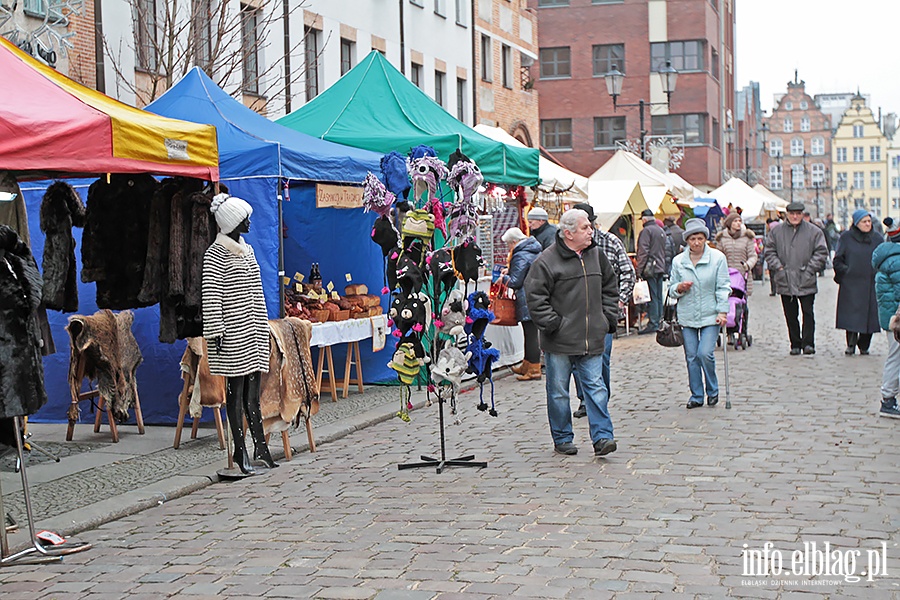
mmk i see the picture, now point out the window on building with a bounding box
[240,5,259,94]
[592,44,624,77]
[710,48,719,80]
[800,100,808,110]
[340,38,355,76]
[650,40,704,72]
[769,165,783,190]
[811,136,825,156]
[541,119,572,150]
[790,138,804,156]
[836,147,847,162]
[455,0,467,25]
[792,164,805,189]
[481,35,493,81]
[538,0,569,6]
[810,163,825,185]
[434,0,445,16]
[135,0,158,72]
[870,198,881,214]
[651,113,705,144]
[892,177,900,190]
[853,124,864,138]
[712,118,719,149]
[784,101,793,111]
[411,63,422,88]
[783,117,793,132]
[594,116,626,148]
[871,146,882,161]
[192,0,213,73]
[853,146,864,162]
[893,155,900,168]
[872,171,882,189]
[539,46,570,79]
[304,27,320,100]
[501,44,512,89]
[853,171,865,189]
[836,172,848,189]
[894,197,900,209]
[855,198,864,209]
[456,77,466,121]
[592,0,624,4]
[769,139,783,157]
[434,70,445,107]
[800,117,810,132]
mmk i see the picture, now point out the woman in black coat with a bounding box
[833,210,883,355]
[501,227,543,380]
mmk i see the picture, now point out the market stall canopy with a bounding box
[752,183,790,215]
[688,197,725,231]
[588,150,693,200]
[146,67,382,182]
[277,51,539,187]
[473,124,587,198]
[708,177,772,223]
[666,171,701,201]
[0,37,218,180]
[586,180,649,231]
[641,184,680,218]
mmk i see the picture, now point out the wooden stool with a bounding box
[172,375,226,450]
[66,365,145,443]
[339,340,365,398]
[315,345,338,402]
[263,419,317,460]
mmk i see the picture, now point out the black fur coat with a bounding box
[40,181,86,312]
[0,225,48,418]
[81,174,157,309]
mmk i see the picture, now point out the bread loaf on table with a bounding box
[344,284,368,296]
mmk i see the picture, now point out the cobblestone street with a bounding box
[1,277,898,599]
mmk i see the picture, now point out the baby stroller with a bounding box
[726,268,752,349]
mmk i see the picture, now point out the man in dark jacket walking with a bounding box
[635,209,668,334]
[764,201,829,355]
[525,208,619,457]
[527,207,558,250]
[664,216,685,254]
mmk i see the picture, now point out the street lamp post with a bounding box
[604,61,678,160]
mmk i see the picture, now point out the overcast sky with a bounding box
[735,0,900,116]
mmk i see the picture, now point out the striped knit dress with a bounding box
[202,233,270,377]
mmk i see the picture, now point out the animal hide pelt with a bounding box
[0,225,48,418]
[81,174,157,310]
[180,338,226,419]
[40,180,86,312]
[140,178,216,343]
[66,310,143,424]
[259,318,319,434]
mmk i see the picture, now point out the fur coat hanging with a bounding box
[0,225,48,419]
[81,174,157,310]
[40,180,86,312]
[66,309,142,425]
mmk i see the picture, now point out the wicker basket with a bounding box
[331,309,350,321]
[310,309,330,323]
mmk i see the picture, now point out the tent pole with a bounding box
[278,179,285,318]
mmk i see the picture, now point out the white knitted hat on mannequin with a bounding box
[210,193,252,234]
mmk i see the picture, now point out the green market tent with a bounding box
[278,51,539,187]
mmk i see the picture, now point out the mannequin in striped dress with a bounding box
[202,194,276,475]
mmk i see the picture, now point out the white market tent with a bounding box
[587,180,650,231]
[642,183,681,218]
[589,150,695,201]
[474,124,588,199]
[752,183,790,216]
[708,177,774,223]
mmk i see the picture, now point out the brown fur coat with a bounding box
[40,181,85,312]
[260,318,319,434]
[66,310,142,424]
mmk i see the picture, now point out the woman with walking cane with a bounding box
[668,218,731,409]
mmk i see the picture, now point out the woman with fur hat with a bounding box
[715,212,757,296]
[500,227,543,381]
[669,218,731,409]
[833,210,882,356]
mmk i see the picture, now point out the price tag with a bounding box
[295,283,303,292]
[327,281,335,292]
[294,272,304,282]
[320,292,328,302]
[345,273,352,282]
[331,291,340,300]
[282,276,290,286]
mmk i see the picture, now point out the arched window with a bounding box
[790,137,804,156]
[769,138,783,157]
[811,137,825,155]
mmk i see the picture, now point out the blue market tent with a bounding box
[26,69,396,426]
[691,198,725,232]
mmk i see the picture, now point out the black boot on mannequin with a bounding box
[226,376,255,475]
[243,372,279,469]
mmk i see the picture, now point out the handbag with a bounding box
[490,280,518,326]
[656,292,683,348]
[632,279,651,304]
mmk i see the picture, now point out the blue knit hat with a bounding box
[852,209,871,227]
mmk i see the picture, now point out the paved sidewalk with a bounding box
[1,276,898,599]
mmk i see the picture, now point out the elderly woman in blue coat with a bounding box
[669,218,731,409]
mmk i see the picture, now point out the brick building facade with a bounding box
[763,76,833,219]
[474,0,539,146]
[529,0,734,190]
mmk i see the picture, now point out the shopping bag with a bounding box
[656,293,683,348]
[632,279,651,305]
[490,280,518,326]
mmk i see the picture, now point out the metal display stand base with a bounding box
[398,389,488,474]
[0,417,91,566]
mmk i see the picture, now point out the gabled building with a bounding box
[763,75,832,218]
[832,93,889,228]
